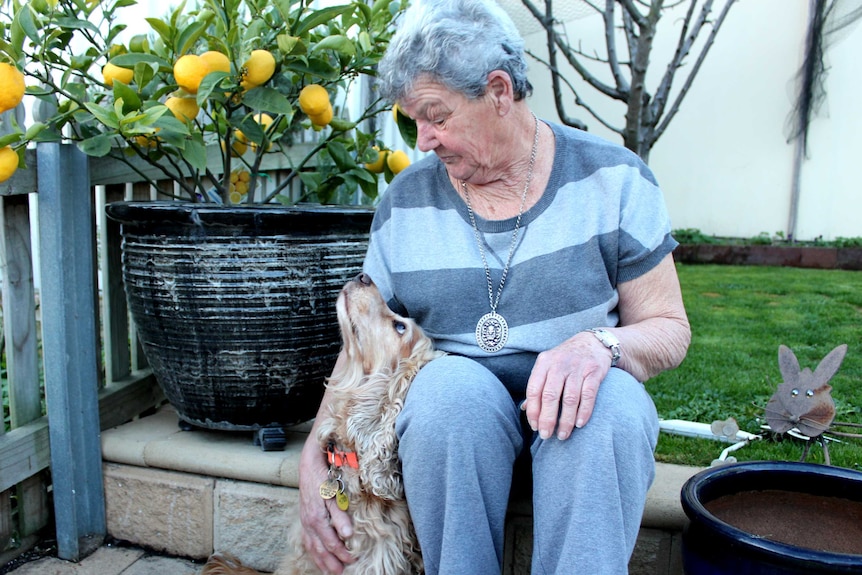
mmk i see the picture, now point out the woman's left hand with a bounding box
[523,331,613,441]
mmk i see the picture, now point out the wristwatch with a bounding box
[586,328,621,367]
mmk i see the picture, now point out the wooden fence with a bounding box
[0,116,320,564]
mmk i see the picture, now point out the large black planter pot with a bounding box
[105,201,374,430]
[681,461,862,574]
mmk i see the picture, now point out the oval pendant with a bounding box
[476,312,508,353]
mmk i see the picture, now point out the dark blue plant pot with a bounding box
[681,461,862,574]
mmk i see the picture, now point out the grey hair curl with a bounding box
[377,0,533,103]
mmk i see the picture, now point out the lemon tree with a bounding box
[0,0,416,204]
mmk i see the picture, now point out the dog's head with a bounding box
[335,273,430,375]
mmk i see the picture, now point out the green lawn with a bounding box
[649,264,862,470]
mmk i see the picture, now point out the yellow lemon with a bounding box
[308,104,333,127]
[392,103,401,123]
[220,131,247,157]
[200,50,230,74]
[364,146,388,173]
[298,84,330,117]
[250,112,274,151]
[387,150,410,175]
[102,62,134,87]
[133,135,157,149]
[0,63,25,114]
[165,96,200,123]
[240,50,276,89]
[230,169,251,184]
[229,190,243,204]
[173,54,208,94]
[0,146,19,183]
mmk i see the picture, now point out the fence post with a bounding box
[36,142,105,560]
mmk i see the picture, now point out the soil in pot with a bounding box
[706,489,862,555]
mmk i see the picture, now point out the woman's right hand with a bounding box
[298,438,355,574]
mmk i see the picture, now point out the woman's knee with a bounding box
[396,355,522,446]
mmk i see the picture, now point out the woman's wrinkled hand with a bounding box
[523,331,613,440]
[298,445,355,574]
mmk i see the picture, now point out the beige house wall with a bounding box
[507,1,861,241]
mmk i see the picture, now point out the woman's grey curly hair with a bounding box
[377,0,533,103]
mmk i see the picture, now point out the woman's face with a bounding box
[397,77,503,184]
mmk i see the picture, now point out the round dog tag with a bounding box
[319,478,338,500]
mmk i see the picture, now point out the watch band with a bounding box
[586,328,621,367]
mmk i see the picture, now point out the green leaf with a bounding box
[0,133,22,148]
[328,118,355,132]
[241,87,294,116]
[14,4,41,44]
[312,35,356,59]
[176,19,209,57]
[396,108,417,149]
[326,140,353,171]
[53,16,101,34]
[294,5,352,36]
[133,61,158,89]
[139,105,169,125]
[196,71,230,105]
[349,166,377,185]
[183,136,207,171]
[23,123,47,140]
[84,102,120,129]
[145,17,173,47]
[112,81,141,114]
[78,134,114,157]
[276,34,306,55]
[111,53,172,71]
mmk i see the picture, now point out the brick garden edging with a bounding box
[673,244,862,270]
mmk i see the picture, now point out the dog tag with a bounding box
[319,478,338,500]
[336,490,350,511]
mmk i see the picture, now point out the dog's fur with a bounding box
[201,274,441,575]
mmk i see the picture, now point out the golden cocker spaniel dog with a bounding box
[202,273,441,575]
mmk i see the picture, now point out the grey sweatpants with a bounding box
[395,355,659,575]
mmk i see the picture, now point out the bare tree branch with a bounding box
[521,0,737,161]
[652,0,737,144]
[651,0,709,121]
[521,0,623,99]
[603,0,631,92]
[619,0,649,28]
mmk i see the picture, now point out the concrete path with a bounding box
[3,545,209,575]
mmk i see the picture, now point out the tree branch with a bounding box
[652,0,737,145]
[651,0,709,122]
[526,49,618,134]
[603,0,631,92]
[520,0,623,99]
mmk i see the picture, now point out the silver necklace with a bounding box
[462,112,539,353]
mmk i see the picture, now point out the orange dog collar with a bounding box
[327,443,358,469]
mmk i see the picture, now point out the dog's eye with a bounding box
[394,320,407,335]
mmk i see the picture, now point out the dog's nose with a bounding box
[355,272,373,286]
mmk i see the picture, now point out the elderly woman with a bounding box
[298,0,691,573]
